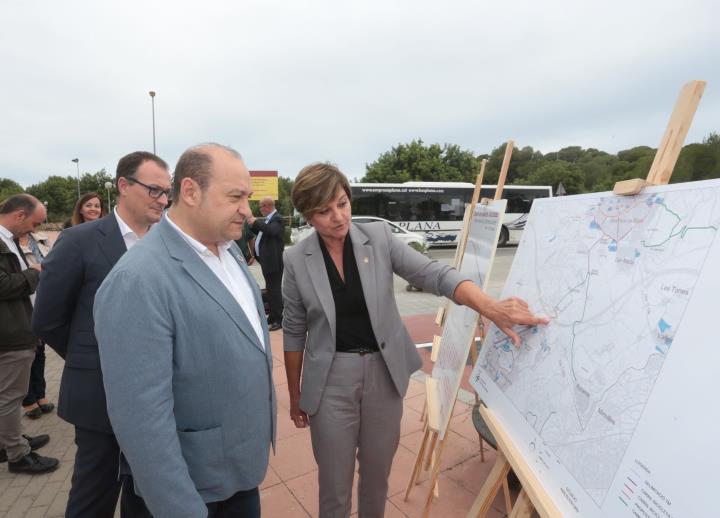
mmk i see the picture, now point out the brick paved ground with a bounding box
[1,337,510,518]
[1,248,516,517]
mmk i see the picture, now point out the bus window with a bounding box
[506,192,531,213]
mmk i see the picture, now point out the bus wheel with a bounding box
[498,227,509,247]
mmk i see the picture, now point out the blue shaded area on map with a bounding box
[608,240,617,252]
[658,318,671,334]
[590,220,600,230]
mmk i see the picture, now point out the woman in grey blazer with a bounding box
[282,163,546,518]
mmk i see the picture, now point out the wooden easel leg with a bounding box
[508,489,534,518]
[478,436,485,463]
[465,452,512,518]
[420,399,427,422]
[423,431,438,472]
[404,425,431,501]
[421,435,449,518]
[502,478,512,516]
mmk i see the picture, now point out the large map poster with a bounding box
[471,179,720,518]
[432,200,506,439]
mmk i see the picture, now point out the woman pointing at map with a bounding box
[281,162,549,518]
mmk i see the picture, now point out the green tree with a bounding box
[527,161,585,195]
[673,143,718,182]
[363,139,479,183]
[0,178,24,202]
[26,176,77,222]
[26,170,117,222]
[277,176,294,217]
[617,146,655,163]
[483,143,539,184]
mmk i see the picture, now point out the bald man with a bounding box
[0,194,58,474]
[247,196,285,331]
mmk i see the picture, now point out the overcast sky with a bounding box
[1,0,718,187]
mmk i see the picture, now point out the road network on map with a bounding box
[478,187,720,505]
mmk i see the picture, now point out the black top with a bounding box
[318,233,380,353]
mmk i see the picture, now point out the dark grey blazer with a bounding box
[32,214,126,433]
[282,222,469,415]
[94,217,276,516]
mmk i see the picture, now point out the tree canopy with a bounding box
[363,140,480,183]
[21,170,117,222]
[0,178,24,201]
[363,133,720,195]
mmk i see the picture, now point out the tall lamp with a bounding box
[71,158,80,200]
[104,181,113,211]
[149,90,156,154]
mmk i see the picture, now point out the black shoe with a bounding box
[8,451,59,474]
[39,402,55,414]
[269,322,282,332]
[24,406,42,419]
[0,434,50,463]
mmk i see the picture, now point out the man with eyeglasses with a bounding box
[33,151,171,518]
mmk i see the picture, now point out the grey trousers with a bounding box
[309,352,404,518]
[0,348,34,462]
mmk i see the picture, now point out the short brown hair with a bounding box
[70,192,106,226]
[291,163,351,218]
[173,143,242,198]
[116,151,168,182]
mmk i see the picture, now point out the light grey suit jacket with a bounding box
[283,222,469,415]
[94,217,276,518]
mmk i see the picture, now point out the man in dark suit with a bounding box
[247,196,284,331]
[32,151,171,517]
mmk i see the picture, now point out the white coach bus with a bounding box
[350,182,553,246]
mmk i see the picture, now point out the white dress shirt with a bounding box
[165,214,265,349]
[0,223,25,267]
[254,209,276,257]
[114,208,141,250]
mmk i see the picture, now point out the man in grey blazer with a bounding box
[94,143,276,517]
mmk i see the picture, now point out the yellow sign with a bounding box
[249,170,279,201]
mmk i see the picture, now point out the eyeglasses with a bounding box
[126,177,172,200]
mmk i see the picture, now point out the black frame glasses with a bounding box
[126,177,172,200]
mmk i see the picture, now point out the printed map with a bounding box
[472,181,720,516]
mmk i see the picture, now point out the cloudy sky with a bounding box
[1,0,718,186]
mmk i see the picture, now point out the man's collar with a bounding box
[114,208,137,237]
[0,223,13,240]
[164,213,231,257]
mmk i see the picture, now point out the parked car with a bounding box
[291,216,427,252]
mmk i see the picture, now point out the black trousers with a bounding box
[22,343,46,407]
[264,270,283,324]
[207,487,260,518]
[66,426,151,518]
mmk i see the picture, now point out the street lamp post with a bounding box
[71,158,80,200]
[149,91,156,154]
[104,181,113,210]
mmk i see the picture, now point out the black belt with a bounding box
[343,346,378,356]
